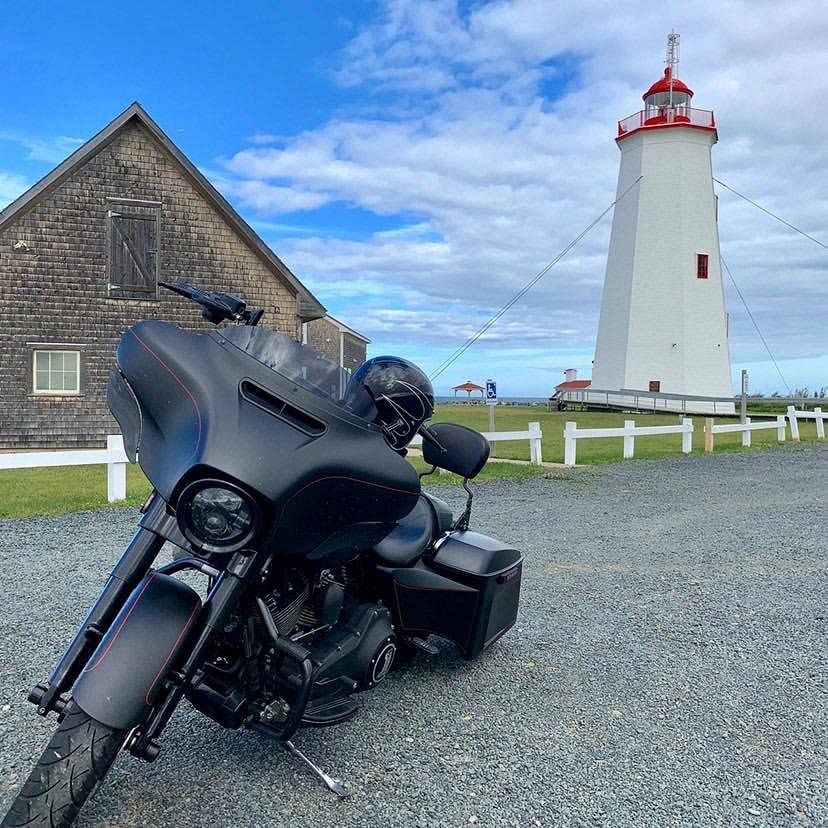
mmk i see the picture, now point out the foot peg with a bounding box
[410,636,439,656]
[284,740,349,798]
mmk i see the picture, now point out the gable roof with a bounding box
[0,102,325,321]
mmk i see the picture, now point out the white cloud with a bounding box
[0,132,84,164]
[0,171,30,209]
[207,169,332,213]
[245,133,284,145]
[219,0,828,393]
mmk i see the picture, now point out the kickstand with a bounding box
[283,739,349,798]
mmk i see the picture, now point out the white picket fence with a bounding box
[563,418,694,466]
[562,414,798,466]
[0,435,129,502]
[1,409,818,496]
[704,416,787,451]
[411,421,544,465]
[787,405,825,441]
[0,424,546,505]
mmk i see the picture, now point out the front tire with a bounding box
[2,701,126,828]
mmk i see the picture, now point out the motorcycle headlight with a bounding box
[177,480,260,554]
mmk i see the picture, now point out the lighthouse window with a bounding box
[696,253,709,279]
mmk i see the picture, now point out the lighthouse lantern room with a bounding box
[591,34,733,410]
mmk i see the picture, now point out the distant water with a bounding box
[436,396,548,405]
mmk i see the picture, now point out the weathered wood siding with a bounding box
[342,332,367,372]
[307,317,341,365]
[0,120,300,448]
[307,319,368,373]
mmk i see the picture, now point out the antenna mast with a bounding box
[666,30,680,106]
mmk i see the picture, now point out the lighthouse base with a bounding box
[557,386,735,416]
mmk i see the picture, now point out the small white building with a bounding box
[591,34,733,409]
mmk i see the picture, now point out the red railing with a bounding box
[617,107,716,137]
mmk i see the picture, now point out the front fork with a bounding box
[29,496,169,716]
[28,493,257,761]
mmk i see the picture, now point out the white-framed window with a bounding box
[33,350,81,395]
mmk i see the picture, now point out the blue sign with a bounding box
[485,379,497,403]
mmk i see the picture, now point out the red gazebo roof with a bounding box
[453,380,485,392]
[555,380,592,390]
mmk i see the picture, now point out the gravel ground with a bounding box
[0,443,825,827]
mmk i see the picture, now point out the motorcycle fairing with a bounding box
[109,321,420,555]
[107,368,142,462]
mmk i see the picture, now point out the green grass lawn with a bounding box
[0,405,820,519]
[739,401,825,415]
[0,464,153,519]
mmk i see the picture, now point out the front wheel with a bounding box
[2,701,126,828]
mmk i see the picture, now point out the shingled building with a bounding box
[305,315,370,375]
[0,103,366,449]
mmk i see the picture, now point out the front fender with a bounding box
[72,572,202,730]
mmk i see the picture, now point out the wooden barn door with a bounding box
[107,202,159,298]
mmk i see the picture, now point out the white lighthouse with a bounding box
[591,34,732,407]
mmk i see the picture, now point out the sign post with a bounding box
[486,379,497,456]
[740,369,748,423]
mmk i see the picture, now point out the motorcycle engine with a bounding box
[190,566,396,730]
[261,570,311,634]
[308,602,397,694]
[261,570,346,635]
[258,562,396,695]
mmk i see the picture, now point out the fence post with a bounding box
[742,417,751,447]
[815,407,825,439]
[106,435,127,503]
[528,422,543,465]
[564,422,577,466]
[776,415,786,442]
[681,418,693,454]
[623,420,635,459]
[704,418,714,453]
[786,405,800,442]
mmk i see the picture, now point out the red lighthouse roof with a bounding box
[642,67,694,100]
[616,35,716,141]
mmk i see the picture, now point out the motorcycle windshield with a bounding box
[218,326,350,403]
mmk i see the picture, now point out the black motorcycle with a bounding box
[3,282,522,827]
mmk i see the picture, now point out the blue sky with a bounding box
[2,1,826,396]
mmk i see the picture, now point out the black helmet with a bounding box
[343,356,434,449]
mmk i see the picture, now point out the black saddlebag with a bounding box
[391,531,522,658]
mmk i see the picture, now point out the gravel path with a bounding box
[1,444,825,827]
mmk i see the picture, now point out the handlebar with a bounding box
[159,280,263,326]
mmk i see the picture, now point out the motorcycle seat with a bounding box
[424,492,454,535]
[372,495,438,567]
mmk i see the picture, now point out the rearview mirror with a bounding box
[421,423,490,479]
